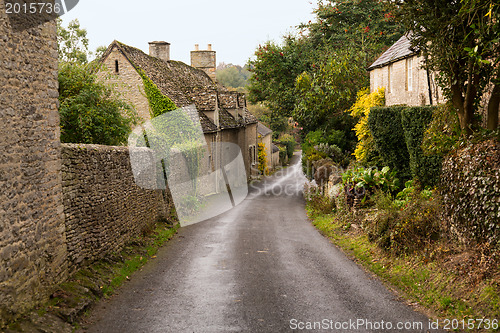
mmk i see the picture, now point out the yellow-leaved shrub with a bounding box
[348,87,385,162]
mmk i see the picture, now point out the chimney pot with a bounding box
[191,43,217,82]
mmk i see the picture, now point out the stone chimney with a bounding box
[191,43,216,82]
[149,41,170,61]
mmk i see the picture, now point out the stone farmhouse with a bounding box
[96,41,260,178]
[368,34,442,106]
[369,33,499,127]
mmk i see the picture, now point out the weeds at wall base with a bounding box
[4,221,179,333]
[306,203,500,331]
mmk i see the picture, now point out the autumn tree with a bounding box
[247,36,313,135]
[247,0,403,144]
[394,0,499,132]
[303,0,404,69]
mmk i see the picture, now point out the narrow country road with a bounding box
[79,153,434,333]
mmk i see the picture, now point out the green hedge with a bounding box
[368,106,411,181]
[401,106,442,187]
[276,134,296,159]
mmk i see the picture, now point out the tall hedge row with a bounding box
[401,106,442,187]
[368,106,411,181]
[368,105,442,187]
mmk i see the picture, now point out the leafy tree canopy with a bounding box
[302,0,404,67]
[247,36,313,118]
[216,63,251,90]
[57,18,90,64]
[57,18,107,64]
[294,50,367,133]
[58,63,139,145]
[246,0,403,144]
[393,0,500,132]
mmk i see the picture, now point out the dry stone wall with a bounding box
[61,144,172,272]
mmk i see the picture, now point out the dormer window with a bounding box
[115,60,119,74]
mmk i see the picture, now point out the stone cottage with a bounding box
[257,122,274,171]
[96,41,259,178]
[271,143,280,169]
[368,34,442,106]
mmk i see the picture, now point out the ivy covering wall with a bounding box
[138,69,177,118]
[441,139,500,246]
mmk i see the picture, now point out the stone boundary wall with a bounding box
[1,2,177,324]
[0,4,68,326]
[61,143,172,273]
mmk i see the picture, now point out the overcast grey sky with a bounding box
[61,0,316,66]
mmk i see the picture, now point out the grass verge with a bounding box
[306,204,500,332]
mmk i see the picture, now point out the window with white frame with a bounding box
[388,64,393,93]
[249,145,257,165]
[406,57,413,91]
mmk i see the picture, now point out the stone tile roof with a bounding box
[100,41,220,133]
[218,109,240,129]
[271,143,280,153]
[244,109,258,125]
[257,122,272,137]
[183,105,218,133]
[99,40,259,133]
[368,34,418,71]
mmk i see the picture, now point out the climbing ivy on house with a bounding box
[138,69,177,118]
[136,69,206,196]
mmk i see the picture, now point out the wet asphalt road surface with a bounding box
[79,153,435,333]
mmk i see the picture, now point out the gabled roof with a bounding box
[99,40,259,134]
[101,41,218,109]
[183,105,218,133]
[244,109,258,125]
[100,41,221,133]
[218,109,240,129]
[271,143,280,154]
[257,123,272,137]
[368,34,418,71]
